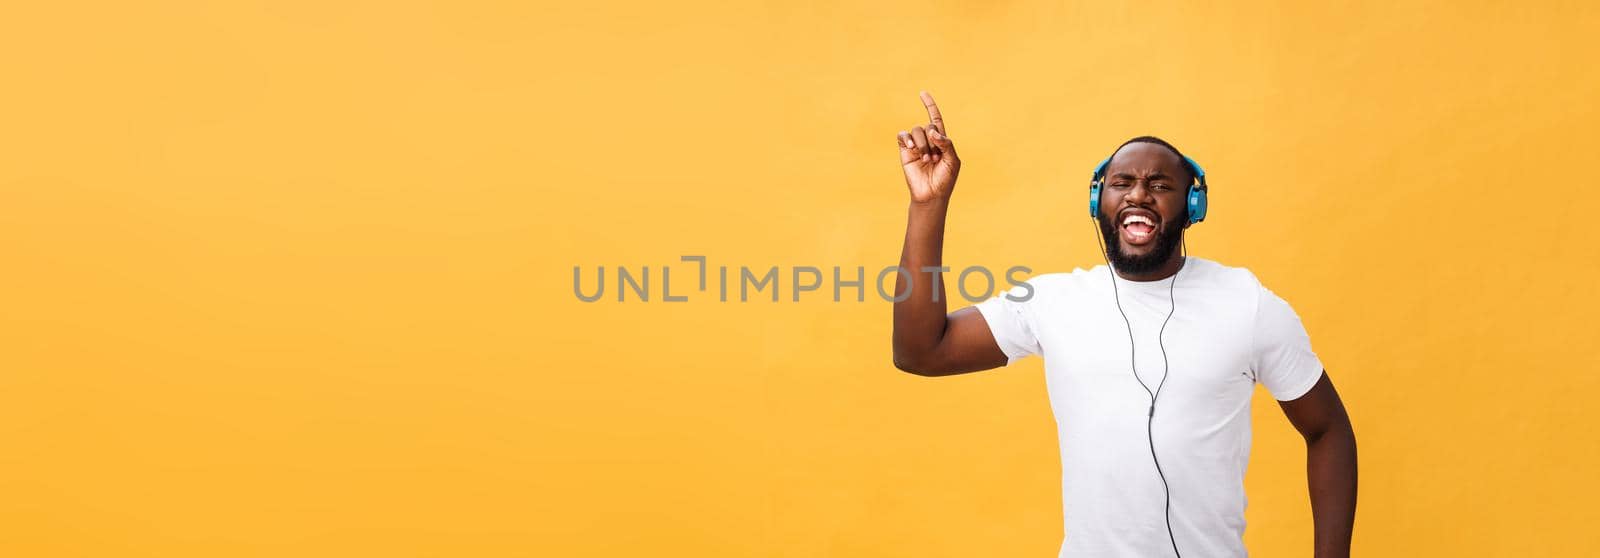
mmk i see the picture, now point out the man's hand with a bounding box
[897,91,960,204]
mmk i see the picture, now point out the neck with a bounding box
[1114,253,1187,282]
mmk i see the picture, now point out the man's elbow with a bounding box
[892,351,942,376]
[892,353,925,375]
[1305,419,1357,447]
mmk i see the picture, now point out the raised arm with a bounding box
[890,92,1008,376]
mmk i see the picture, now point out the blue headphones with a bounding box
[1089,154,1209,226]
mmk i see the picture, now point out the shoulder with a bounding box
[1185,256,1268,293]
[1026,266,1107,292]
[1193,258,1310,326]
[989,266,1102,306]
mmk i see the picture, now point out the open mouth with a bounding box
[1119,211,1159,246]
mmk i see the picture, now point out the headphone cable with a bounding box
[1092,221,1185,558]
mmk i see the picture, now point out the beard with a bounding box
[1098,214,1184,275]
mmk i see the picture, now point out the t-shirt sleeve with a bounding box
[1250,284,1325,401]
[973,282,1042,365]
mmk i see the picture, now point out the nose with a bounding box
[1125,182,1151,204]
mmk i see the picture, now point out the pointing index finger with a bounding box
[920,91,946,134]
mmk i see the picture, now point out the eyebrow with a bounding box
[1110,172,1174,181]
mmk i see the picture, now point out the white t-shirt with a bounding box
[974,256,1324,558]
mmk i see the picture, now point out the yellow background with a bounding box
[3,1,1598,556]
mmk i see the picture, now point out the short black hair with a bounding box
[1105,135,1197,184]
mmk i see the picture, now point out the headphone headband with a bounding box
[1093,155,1206,183]
[1183,156,1206,180]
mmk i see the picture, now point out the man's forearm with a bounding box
[1307,425,1357,557]
[891,199,950,367]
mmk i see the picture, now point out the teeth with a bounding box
[1122,214,1155,227]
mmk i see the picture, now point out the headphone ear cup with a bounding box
[1089,156,1112,221]
[1089,182,1102,219]
[1186,184,1208,225]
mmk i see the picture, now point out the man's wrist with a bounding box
[908,197,951,214]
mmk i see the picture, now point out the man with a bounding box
[890,92,1357,557]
